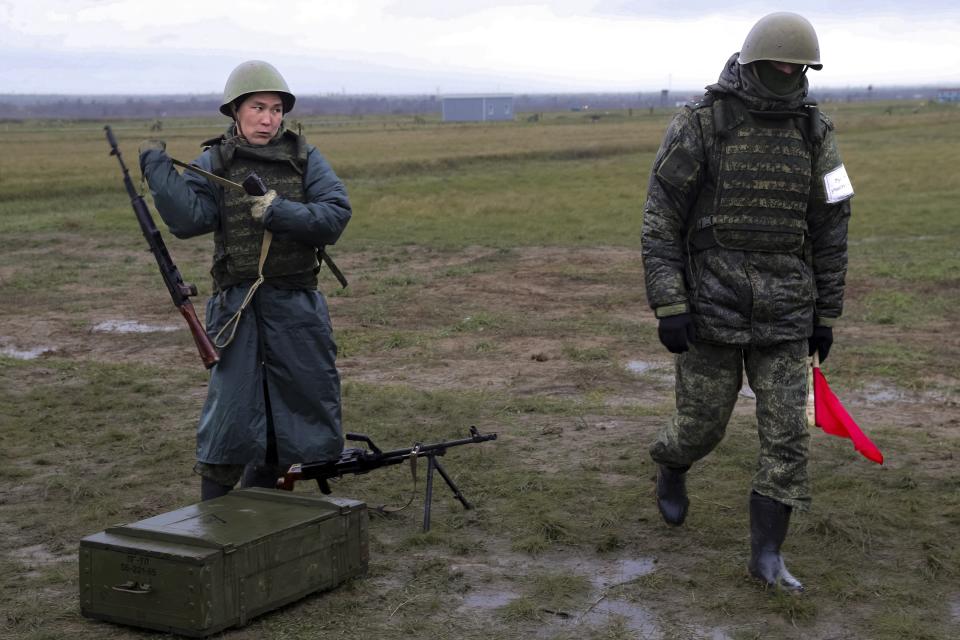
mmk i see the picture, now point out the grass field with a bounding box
[1,100,959,640]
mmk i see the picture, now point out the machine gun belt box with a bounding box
[79,488,368,637]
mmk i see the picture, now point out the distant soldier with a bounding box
[138,61,352,500]
[641,13,852,591]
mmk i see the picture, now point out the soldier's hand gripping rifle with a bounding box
[104,126,219,369]
[278,426,497,531]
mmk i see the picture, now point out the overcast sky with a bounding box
[2,0,959,95]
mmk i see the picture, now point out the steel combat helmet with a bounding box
[739,12,822,70]
[220,60,296,116]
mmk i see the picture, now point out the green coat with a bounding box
[140,128,351,466]
[641,54,851,346]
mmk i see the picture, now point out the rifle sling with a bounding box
[213,230,273,349]
[371,447,420,516]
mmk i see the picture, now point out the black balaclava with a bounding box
[752,60,806,96]
[708,53,810,112]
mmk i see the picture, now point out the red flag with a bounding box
[813,364,884,464]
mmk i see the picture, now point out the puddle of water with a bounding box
[11,544,63,565]
[93,319,179,334]
[626,360,656,374]
[844,382,955,406]
[560,556,657,590]
[951,594,960,624]
[626,360,675,376]
[10,544,70,579]
[739,384,756,400]
[625,361,675,386]
[591,558,657,590]
[859,382,910,404]
[581,598,662,638]
[0,345,53,360]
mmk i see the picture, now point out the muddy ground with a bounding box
[3,243,959,639]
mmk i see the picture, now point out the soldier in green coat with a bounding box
[139,61,352,501]
[641,13,853,591]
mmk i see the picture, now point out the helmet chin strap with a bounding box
[230,102,247,140]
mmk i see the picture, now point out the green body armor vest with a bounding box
[207,130,318,290]
[693,98,815,254]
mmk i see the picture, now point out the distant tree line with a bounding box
[0,86,946,121]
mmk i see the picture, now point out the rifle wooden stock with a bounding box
[105,125,219,369]
[178,302,219,369]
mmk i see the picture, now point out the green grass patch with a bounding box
[2,104,959,640]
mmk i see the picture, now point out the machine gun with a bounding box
[104,125,219,369]
[278,426,497,531]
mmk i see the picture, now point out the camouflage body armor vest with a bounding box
[207,130,318,290]
[692,97,814,255]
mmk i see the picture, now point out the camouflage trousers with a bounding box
[650,339,811,511]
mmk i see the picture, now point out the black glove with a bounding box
[658,313,695,354]
[808,325,833,362]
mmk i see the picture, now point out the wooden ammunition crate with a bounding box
[79,488,368,637]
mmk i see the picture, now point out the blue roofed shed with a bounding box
[441,94,514,122]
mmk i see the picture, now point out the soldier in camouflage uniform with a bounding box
[139,61,352,501]
[641,13,853,591]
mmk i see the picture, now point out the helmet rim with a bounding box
[220,60,296,117]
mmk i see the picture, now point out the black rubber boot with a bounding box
[240,464,282,490]
[655,464,690,526]
[200,477,233,501]
[748,491,804,592]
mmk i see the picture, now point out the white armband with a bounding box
[823,164,854,204]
